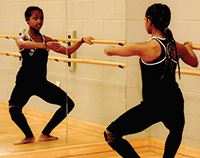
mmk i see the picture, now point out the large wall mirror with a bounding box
[0,0,68,154]
[0,0,127,155]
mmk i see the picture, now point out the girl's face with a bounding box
[26,10,44,31]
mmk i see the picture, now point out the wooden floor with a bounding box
[0,101,198,158]
[63,151,196,158]
[62,151,161,158]
[0,101,105,154]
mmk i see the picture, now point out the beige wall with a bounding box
[67,0,126,125]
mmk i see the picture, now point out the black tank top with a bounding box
[140,37,184,103]
[16,32,49,84]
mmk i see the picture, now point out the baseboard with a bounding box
[150,138,200,157]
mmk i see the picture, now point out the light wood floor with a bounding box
[0,101,197,158]
[0,101,105,154]
[62,151,161,158]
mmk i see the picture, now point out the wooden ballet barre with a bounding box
[176,69,200,76]
[0,51,126,68]
[191,44,200,50]
[48,56,126,68]
[0,35,126,45]
[66,38,126,45]
[68,58,125,68]
[0,35,17,40]
[0,51,21,57]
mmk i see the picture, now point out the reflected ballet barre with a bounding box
[191,45,200,50]
[0,34,126,68]
[0,35,126,45]
[0,51,126,68]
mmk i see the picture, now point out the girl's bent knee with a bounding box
[67,99,75,113]
[9,106,22,119]
[104,129,117,144]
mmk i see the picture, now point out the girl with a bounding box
[104,3,198,158]
[9,6,94,145]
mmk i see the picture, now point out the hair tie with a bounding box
[163,28,168,34]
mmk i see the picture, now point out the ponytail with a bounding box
[163,28,181,79]
[163,28,174,43]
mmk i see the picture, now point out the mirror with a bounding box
[0,0,68,153]
[0,0,127,155]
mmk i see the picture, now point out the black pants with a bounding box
[106,100,185,158]
[9,80,74,138]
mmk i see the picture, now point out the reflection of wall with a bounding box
[126,0,200,149]
[0,0,67,111]
[67,0,126,126]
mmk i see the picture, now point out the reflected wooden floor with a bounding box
[0,101,105,154]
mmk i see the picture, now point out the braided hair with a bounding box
[145,3,180,80]
[25,6,43,20]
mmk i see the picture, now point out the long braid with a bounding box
[163,28,181,80]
